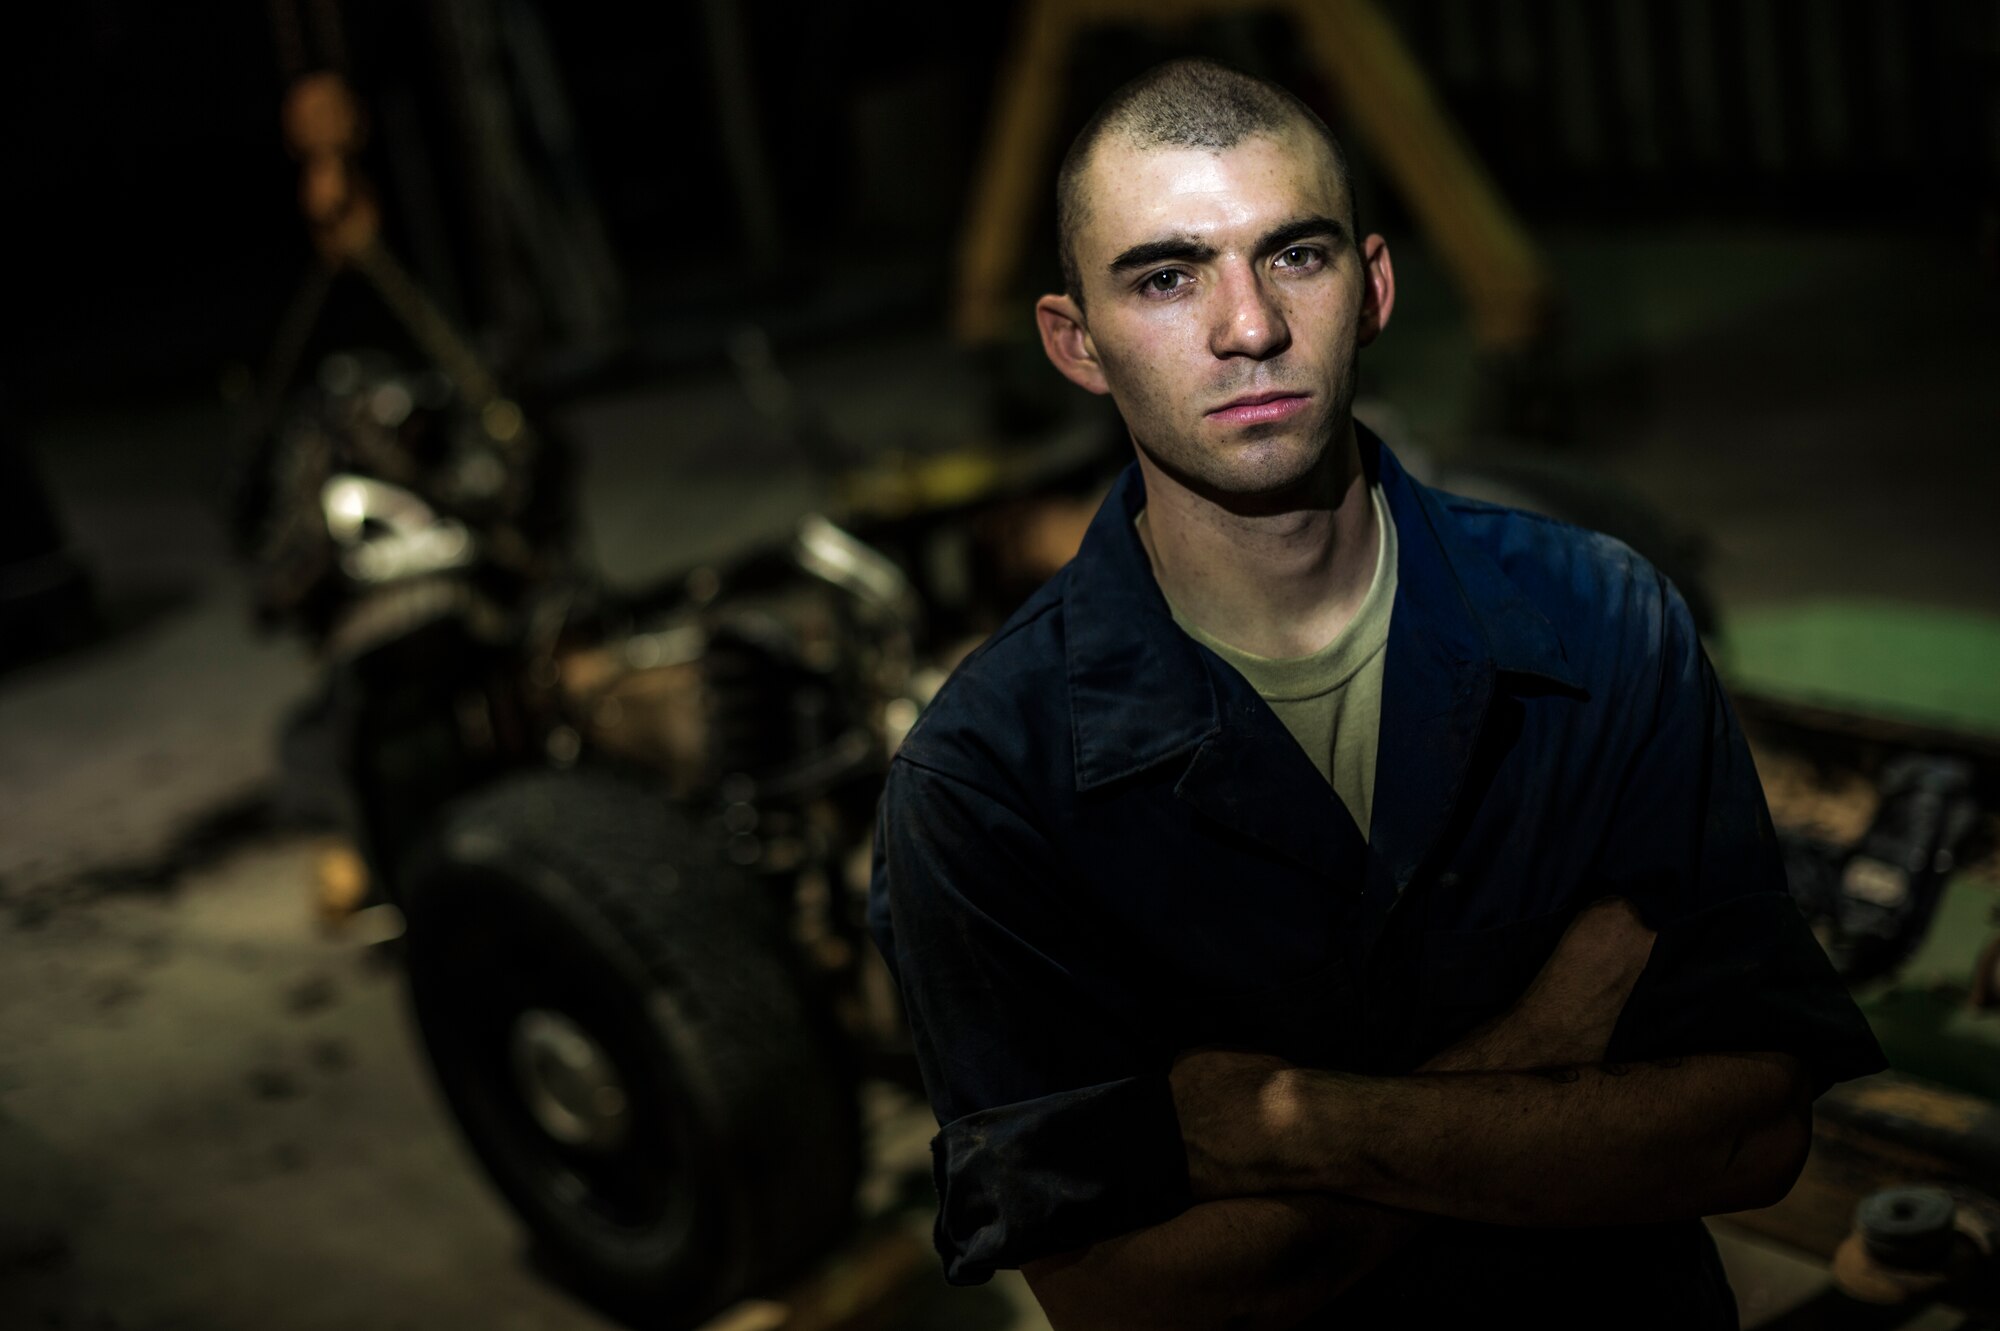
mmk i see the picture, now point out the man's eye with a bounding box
[1143,269,1186,294]
[1275,245,1324,270]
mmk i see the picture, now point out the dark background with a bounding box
[2,5,1998,1330]
[7,0,1992,404]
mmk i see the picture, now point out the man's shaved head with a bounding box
[1056,58,1354,300]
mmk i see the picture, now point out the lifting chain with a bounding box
[268,0,530,457]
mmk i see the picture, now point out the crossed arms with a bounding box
[1021,899,1816,1331]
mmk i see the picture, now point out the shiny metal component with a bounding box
[793,514,918,624]
[509,1008,630,1153]
[1858,1187,1959,1269]
[320,474,476,584]
[623,624,706,671]
[1830,1183,1997,1310]
[1843,857,1910,908]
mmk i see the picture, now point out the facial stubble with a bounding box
[1102,336,1362,516]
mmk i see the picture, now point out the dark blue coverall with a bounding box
[869,429,1884,1326]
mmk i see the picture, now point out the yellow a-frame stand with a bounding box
[954,0,1558,355]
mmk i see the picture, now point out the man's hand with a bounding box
[1428,895,1657,1073]
[1170,898,1808,1227]
[1035,899,1722,1331]
[1168,1049,1302,1200]
[1171,896,1659,1198]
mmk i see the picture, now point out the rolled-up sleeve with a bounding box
[869,758,1191,1284]
[1598,577,1886,1093]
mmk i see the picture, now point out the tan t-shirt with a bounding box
[1145,483,1398,838]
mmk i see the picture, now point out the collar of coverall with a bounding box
[1062,424,1582,794]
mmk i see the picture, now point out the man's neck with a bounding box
[1136,424,1378,659]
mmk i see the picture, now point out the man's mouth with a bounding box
[1205,391,1311,426]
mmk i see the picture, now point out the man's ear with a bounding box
[1357,234,1396,347]
[1035,293,1110,396]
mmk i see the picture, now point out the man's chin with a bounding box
[1140,435,1330,512]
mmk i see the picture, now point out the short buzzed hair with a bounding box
[1055,58,1354,300]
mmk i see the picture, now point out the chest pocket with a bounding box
[1411,908,1573,1062]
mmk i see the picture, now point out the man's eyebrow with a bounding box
[1105,216,1352,276]
[1258,215,1350,254]
[1107,235,1217,274]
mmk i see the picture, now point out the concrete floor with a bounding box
[0,833,1047,1331]
[2,224,1996,1329]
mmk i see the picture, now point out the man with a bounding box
[869,59,1883,1328]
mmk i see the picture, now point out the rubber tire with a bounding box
[398,769,861,1322]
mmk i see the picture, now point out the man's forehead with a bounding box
[1078,128,1344,251]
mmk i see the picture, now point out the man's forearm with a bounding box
[1174,903,1810,1227]
[1261,1051,1811,1226]
[1021,996,1539,1331]
[1023,899,1664,1331]
[1023,1193,1422,1331]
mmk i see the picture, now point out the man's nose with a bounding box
[1209,265,1291,360]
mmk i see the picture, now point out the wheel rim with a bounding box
[510,1007,632,1154]
[412,892,701,1260]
